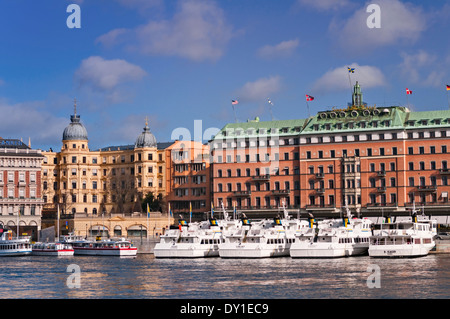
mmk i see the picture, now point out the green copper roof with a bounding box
[213,118,307,140]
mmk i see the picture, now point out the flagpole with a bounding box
[17,209,19,239]
[57,204,60,242]
[447,89,450,110]
[232,104,237,123]
[267,98,274,121]
[147,203,149,239]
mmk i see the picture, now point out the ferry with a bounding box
[289,210,373,258]
[70,238,137,257]
[368,212,436,258]
[219,207,310,258]
[0,225,32,257]
[154,206,242,258]
[32,242,74,256]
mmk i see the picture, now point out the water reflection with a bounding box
[1,254,449,299]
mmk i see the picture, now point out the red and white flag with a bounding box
[231,100,239,105]
[305,94,314,101]
[406,88,412,95]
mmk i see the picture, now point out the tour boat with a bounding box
[0,226,32,257]
[154,206,242,258]
[368,212,436,258]
[32,242,74,256]
[290,208,373,258]
[70,238,138,257]
[219,206,309,258]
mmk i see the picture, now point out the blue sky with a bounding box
[0,0,449,151]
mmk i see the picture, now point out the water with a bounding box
[1,254,449,299]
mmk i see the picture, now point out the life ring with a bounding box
[362,109,370,116]
[8,232,12,240]
[351,110,358,117]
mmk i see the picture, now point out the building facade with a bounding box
[210,83,450,218]
[0,138,44,240]
[41,107,174,237]
[164,140,211,217]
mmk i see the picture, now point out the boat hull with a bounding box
[290,243,368,258]
[368,243,434,258]
[0,249,32,257]
[219,244,289,258]
[73,247,137,256]
[32,249,74,256]
[154,244,219,258]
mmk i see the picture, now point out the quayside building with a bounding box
[210,83,450,223]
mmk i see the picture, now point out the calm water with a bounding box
[1,254,449,299]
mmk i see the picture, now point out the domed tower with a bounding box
[135,117,157,149]
[62,98,89,150]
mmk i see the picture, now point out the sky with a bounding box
[0,0,449,151]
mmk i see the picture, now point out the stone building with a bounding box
[0,138,44,240]
[41,104,173,238]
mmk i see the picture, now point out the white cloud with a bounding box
[331,0,426,52]
[311,63,386,93]
[114,0,162,10]
[235,76,282,103]
[398,51,446,87]
[74,56,147,91]
[98,0,234,62]
[258,39,299,59]
[297,0,351,11]
[95,28,129,48]
[0,99,67,148]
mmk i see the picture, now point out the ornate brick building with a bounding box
[0,138,44,240]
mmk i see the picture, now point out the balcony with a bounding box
[376,186,386,193]
[305,204,336,211]
[439,169,450,175]
[417,185,437,192]
[315,188,325,194]
[271,189,290,196]
[377,171,386,177]
[252,174,270,181]
[315,173,324,179]
[233,190,251,197]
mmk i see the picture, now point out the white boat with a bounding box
[0,226,32,257]
[154,206,242,258]
[219,206,310,258]
[32,242,74,256]
[368,212,436,258]
[70,238,138,257]
[290,208,373,258]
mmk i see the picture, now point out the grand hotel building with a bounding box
[210,83,450,219]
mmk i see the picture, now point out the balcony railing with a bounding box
[271,189,290,196]
[377,171,386,177]
[252,174,270,181]
[417,185,437,192]
[376,186,386,193]
[439,169,450,175]
[233,190,252,197]
[315,173,324,179]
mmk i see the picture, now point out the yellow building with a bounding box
[41,104,173,238]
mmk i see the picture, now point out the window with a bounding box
[408,147,414,155]
[367,148,372,156]
[306,151,311,159]
[419,147,425,154]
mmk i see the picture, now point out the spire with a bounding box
[352,81,363,107]
[74,98,77,116]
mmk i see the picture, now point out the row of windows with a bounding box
[216,160,449,179]
[216,152,300,164]
[45,152,163,165]
[0,172,37,183]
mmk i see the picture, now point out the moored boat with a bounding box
[70,238,137,257]
[290,208,373,258]
[32,242,74,256]
[368,212,436,258]
[0,225,32,257]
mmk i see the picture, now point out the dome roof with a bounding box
[135,121,157,148]
[62,114,88,141]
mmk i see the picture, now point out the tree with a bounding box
[141,192,163,213]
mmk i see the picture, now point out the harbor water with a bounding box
[1,254,449,299]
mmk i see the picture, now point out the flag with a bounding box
[168,203,172,217]
[231,100,239,105]
[406,88,412,95]
[211,202,214,218]
[267,98,273,105]
[446,85,450,91]
[189,202,192,218]
[147,203,150,218]
[306,94,314,101]
[348,67,355,73]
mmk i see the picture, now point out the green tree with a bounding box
[141,192,163,213]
